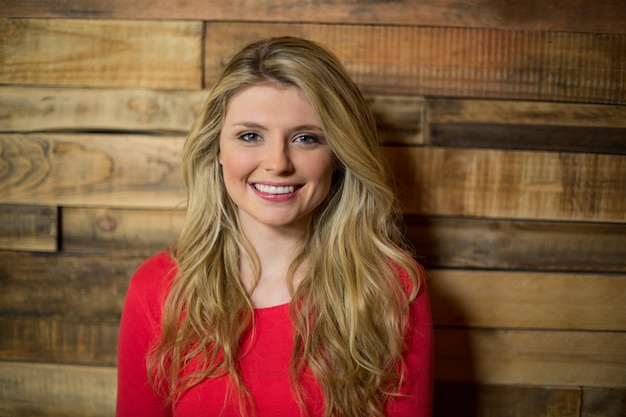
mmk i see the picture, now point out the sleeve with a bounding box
[116,252,175,417]
[387,271,434,417]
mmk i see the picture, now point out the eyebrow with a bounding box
[232,122,324,133]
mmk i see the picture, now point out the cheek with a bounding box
[219,151,248,179]
[307,155,335,187]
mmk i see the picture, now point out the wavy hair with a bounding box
[148,37,422,417]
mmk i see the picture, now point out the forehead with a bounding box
[224,84,320,123]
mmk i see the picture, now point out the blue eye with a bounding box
[239,132,261,142]
[294,134,321,144]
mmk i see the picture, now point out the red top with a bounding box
[116,251,433,417]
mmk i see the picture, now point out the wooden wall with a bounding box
[1,1,625,415]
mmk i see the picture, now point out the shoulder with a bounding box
[390,254,427,299]
[124,250,178,316]
[130,250,178,291]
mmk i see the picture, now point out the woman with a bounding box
[117,36,433,417]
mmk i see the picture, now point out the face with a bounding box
[218,84,334,235]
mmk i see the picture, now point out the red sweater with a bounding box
[117,251,433,416]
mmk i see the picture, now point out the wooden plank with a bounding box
[0,204,57,252]
[61,207,184,254]
[405,216,626,272]
[0,133,186,208]
[434,328,626,387]
[431,123,626,154]
[0,88,423,144]
[386,147,626,223]
[0,361,116,417]
[428,270,626,331]
[0,0,623,35]
[368,95,424,145]
[434,383,581,417]
[70,204,626,270]
[3,135,625,222]
[0,19,202,89]
[0,318,117,365]
[0,87,208,134]
[0,362,588,417]
[205,23,626,104]
[428,99,626,128]
[427,99,626,154]
[581,387,626,417]
[0,252,143,322]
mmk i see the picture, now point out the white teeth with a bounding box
[254,184,296,194]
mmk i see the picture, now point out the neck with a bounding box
[238,219,309,308]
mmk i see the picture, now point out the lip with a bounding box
[249,182,302,202]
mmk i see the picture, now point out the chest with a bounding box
[173,306,324,417]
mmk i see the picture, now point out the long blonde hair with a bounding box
[149,37,422,417]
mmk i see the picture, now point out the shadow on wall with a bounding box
[404,216,478,416]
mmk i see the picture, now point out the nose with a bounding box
[263,140,293,174]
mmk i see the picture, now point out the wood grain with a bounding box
[434,328,626,387]
[0,252,143,322]
[426,99,626,154]
[0,19,202,89]
[581,387,626,417]
[205,23,626,103]
[0,361,116,417]
[0,87,208,134]
[427,99,626,128]
[0,204,57,252]
[0,87,424,144]
[0,134,186,208]
[429,269,626,331]
[0,0,623,35]
[0,361,596,417]
[406,216,626,272]
[0,318,118,365]
[387,147,626,222]
[62,209,626,271]
[434,383,581,417]
[61,207,184,254]
[4,135,625,223]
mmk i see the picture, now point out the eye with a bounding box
[293,134,322,145]
[238,132,262,142]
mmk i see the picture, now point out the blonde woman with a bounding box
[117,37,433,417]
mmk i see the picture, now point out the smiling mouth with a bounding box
[253,184,298,194]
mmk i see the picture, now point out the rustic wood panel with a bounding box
[205,23,626,104]
[0,134,186,208]
[434,328,626,387]
[61,208,626,271]
[0,204,57,252]
[4,135,625,222]
[0,361,594,417]
[434,383,581,417]
[0,318,117,365]
[61,207,184,254]
[0,87,424,144]
[0,252,142,322]
[581,387,626,417]
[0,87,207,134]
[0,19,202,89]
[427,99,626,154]
[428,99,626,128]
[387,147,626,222]
[429,270,626,331]
[406,216,626,272]
[430,123,626,154]
[368,95,424,145]
[0,0,624,35]
[0,361,116,417]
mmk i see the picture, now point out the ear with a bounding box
[218,151,222,165]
